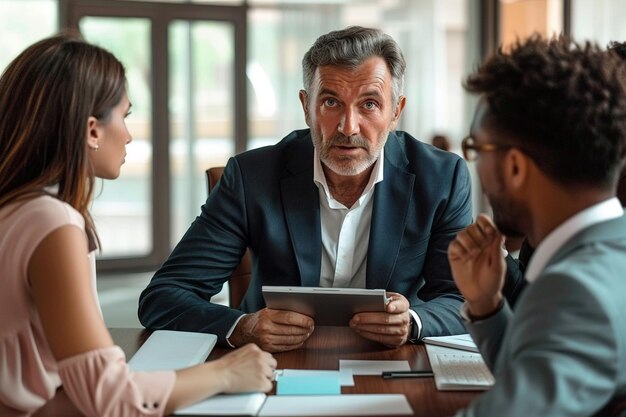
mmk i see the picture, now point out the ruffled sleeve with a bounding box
[57,345,175,417]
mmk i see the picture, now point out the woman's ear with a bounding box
[86,116,100,150]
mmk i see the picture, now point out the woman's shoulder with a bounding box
[2,195,85,230]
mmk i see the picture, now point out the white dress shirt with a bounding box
[314,149,423,339]
[313,147,383,288]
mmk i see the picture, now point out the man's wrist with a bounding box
[465,296,504,322]
[406,309,422,342]
[225,313,249,347]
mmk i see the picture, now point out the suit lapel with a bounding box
[281,132,321,287]
[367,134,415,289]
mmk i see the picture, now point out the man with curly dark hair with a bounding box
[499,40,626,310]
[447,35,626,417]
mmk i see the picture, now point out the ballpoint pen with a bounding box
[382,371,434,379]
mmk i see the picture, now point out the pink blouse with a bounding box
[0,196,175,416]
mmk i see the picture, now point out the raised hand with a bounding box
[447,213,506,318]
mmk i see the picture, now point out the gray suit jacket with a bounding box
[459,215,626,417]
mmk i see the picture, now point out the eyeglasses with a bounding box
[461,136,511,162]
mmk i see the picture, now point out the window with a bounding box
[0,0,57,71]
[247,0,476,150]
[571,0,626,47]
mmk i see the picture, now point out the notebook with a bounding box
[174,393,267,416]
[422,333,479,353]
[128,330,217,372]
[425,344,495,391]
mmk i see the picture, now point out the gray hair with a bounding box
[302,26,406,105]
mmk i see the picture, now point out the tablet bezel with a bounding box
[261,286,388,326]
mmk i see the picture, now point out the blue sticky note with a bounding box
[276,374,341,395]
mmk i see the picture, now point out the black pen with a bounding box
[382,371,434,379]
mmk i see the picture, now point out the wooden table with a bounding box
[111,327,478,417]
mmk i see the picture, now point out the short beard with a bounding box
[485,170,527,238]
[490,198,526,238]
[313,129,385,176]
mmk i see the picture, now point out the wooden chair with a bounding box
[205,167,252,308]
[595,395,626,417]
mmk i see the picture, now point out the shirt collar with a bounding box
[525,197,623,283]
[313,147,384,208]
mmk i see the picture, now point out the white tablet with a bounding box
[262,286,388,326]
[128,330,217,372]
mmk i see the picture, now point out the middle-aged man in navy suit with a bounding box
[139,26,474,352]
[448,36,626,417]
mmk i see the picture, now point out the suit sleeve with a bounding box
[138,158,248,345]
[412,158,472,338]
[458,272,619,417]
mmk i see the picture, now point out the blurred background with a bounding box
[1,0,624,325]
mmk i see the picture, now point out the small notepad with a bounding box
[276,374,341,395]
[128,330,217,372]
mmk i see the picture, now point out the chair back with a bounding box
[205,167,252,308]
[594,394,626,417]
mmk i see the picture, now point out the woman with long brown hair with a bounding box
[0,33,276,417]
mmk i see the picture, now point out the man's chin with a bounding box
[493,220,524,239]
[323,159,373,177]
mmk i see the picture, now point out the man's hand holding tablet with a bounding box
[350,292,412,348]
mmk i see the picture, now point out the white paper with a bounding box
[339,359,410,375]
[258,394,413,416]
[174,393,266,416]
[280,368,355,386]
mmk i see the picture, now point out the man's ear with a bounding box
[389,96,406,130]
[299,89,312,127]
[504,149,529,190]
[86,116,101,149]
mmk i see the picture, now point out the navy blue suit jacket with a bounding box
[138,129,473,345]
